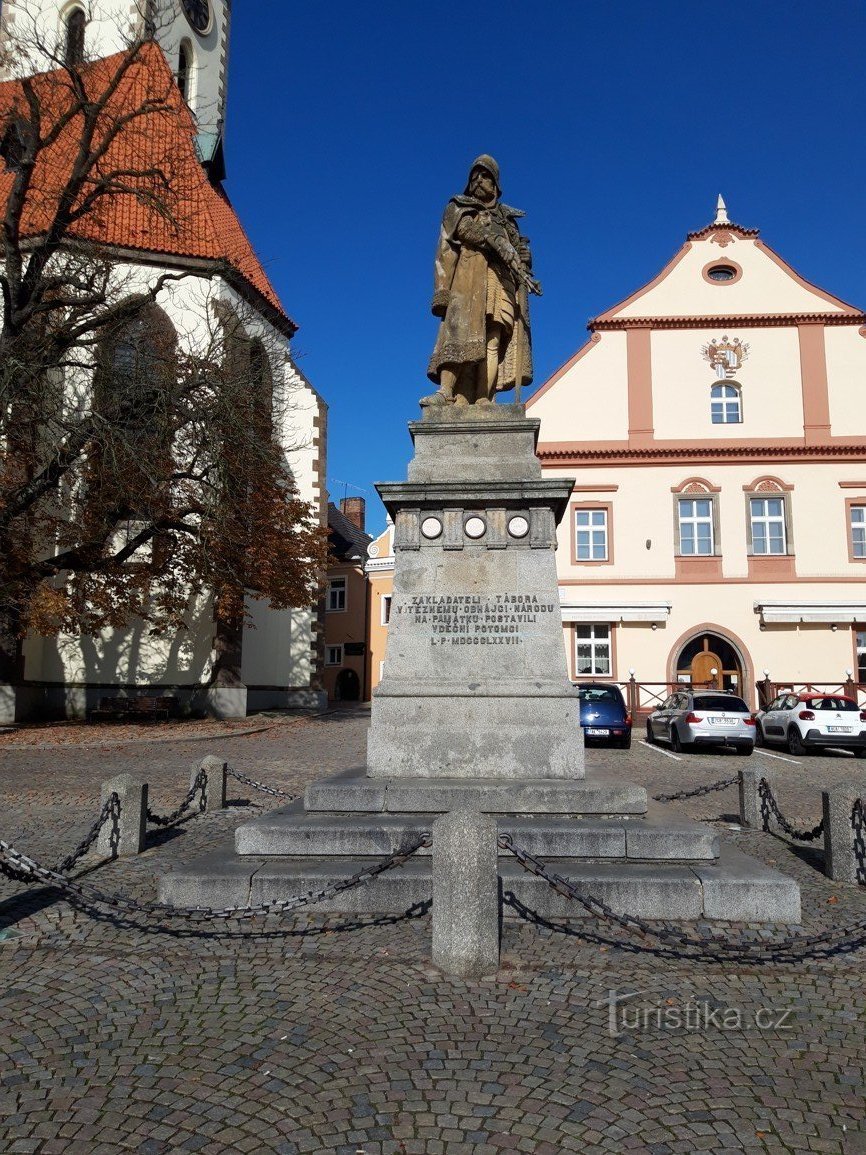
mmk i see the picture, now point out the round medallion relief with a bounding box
[508,515,530,539]
[420,517,443,539]
[464,516,487,539]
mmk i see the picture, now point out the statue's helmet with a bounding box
[465,154,501,196]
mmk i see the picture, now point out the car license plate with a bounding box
[585,728,610,737]
[827,726,852,733]
[707,717,731,725]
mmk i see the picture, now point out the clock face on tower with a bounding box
[181,0,211,34]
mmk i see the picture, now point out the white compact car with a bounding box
[646,691,755,754]
[756,692,866,757]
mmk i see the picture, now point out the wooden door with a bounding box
[691,651,723,689]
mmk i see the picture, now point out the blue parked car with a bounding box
[577,682,632,749]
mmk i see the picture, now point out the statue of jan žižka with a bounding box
[422,154,541,409]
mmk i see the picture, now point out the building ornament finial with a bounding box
[714,194,730,225]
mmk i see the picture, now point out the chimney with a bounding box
[340,496,365,532]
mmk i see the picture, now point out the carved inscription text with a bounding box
[395,593,556,646]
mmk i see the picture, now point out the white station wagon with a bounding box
[756,693,866,757]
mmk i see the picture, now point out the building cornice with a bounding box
[537,441,866,465]
[588,312,866,332]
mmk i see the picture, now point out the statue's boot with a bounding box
[419,389,454,408]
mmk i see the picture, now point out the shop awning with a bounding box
[559,596,671,624]
[755,602,866,624]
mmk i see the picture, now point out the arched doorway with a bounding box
[335,668,360,702]
[672,629,748,696]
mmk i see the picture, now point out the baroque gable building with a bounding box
[0,1,327,721]
[528,198,866,707]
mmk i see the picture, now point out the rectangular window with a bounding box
[678,498,714,555]
[750,497,786,555]
[850,506,866,559]
[381,594,392,625]
[575,508,608,561]
[574,624,611,676]
[856,630,866,683]
[327,577,346,612]
[325,644,343,667]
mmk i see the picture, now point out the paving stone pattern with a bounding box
[0,707,864,1154]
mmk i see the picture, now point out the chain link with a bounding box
[146,768,207,827]
[53,793,121,873]
[653,775,739,804]
[759,777,825,842]
[498,834,866,960]
[852,798,866,885]
[226,765,296,799]
[0,833,431,922]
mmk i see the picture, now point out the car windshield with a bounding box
[579,688,622,704]
[803,697,858,712]
[692,695,749,712]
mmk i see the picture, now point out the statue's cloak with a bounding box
[427,195,532,390]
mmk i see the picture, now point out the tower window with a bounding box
[65,7,86,67]
[177,41,192,102]
[707,264,737,281]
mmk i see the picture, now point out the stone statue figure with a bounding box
[422,155,542,408]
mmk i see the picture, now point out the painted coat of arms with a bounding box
[701,336,749,379]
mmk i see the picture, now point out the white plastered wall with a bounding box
[527,332,628,440]
[825,326,866,438]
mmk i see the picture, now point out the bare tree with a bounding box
[0,4,327,686]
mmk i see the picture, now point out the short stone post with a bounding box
[97,773,147,858]
[432,810,500,978]
[738,767,763,829]
[192,756,227,812]
[822,787,862,883]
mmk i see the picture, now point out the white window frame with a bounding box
[750,497,786,556]
[710,382,741,424]
[381,593,392,625]
[574,624,612,677]
[327,577,347,612]
[575,508,608,561]
[850,505,866,559]
[678,497,714,556]
[325,644,343,667]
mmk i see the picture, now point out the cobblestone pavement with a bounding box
[0,707,864,1154]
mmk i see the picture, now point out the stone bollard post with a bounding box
[738,768,763,829]
[97,773,147,858]
[432,810,500,979]
[822,787,862,883]
[191,756,227,812]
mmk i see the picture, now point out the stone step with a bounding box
[234,803,718,861]
[303,768,647,816]
[159,844,800,924]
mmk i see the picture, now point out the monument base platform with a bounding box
[159,767,801,925]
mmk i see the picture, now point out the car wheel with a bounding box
[620,736,632,750]
[786,727,806,757]
[736,744,753,757]
[670,727,683,753]
[645,723,655,744]
[755,722,765,747]
[856,747,866,759]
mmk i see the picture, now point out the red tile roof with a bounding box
[0,41,293,328]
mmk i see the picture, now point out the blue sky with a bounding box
[224,2,865,536]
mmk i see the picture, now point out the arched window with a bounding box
[177,41,192,102]
[711,382,741,424]
[64,7,86,67]
[92,302,177,522]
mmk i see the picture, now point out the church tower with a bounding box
[0,0,230,169]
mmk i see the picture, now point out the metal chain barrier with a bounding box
[0,833,430,923]
[498,834,866,960]
[53,793,120,873]
[653,775,738,804]
[853,798,866,885]
[226,765,296,800]
[759,777,824,842]
[146,768,207,827]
